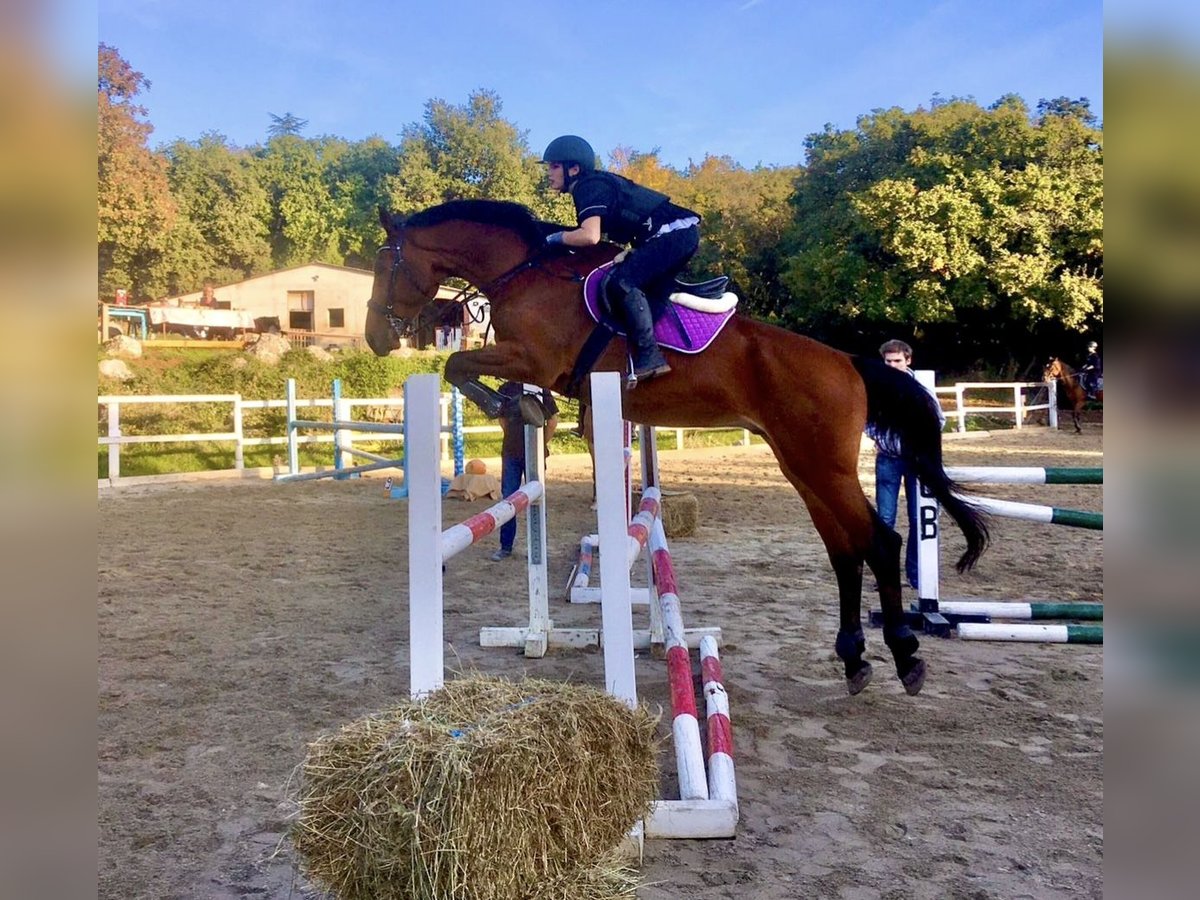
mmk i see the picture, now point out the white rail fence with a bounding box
[935,380,1057,433]
[97,379,1056,484]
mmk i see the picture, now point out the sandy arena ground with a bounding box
[98,422,1102,899]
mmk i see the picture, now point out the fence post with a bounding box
[286,379,299,475]
[451,388,465,476]
[233,396,244,470]
[332,379,343,477]
[1048,382,1058,430]
[955,385,966,433]
[439,393,450,462]
[107,401,120,480]
[1014,384,1024,429]
[675,428,684,450]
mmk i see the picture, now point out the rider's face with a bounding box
[882,352,910,371]
[547,162,566,192]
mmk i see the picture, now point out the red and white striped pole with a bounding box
[649,517,708,801]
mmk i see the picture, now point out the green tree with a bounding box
[673,155,799,316]
[780,96,1102,369]
[160,133,272,291]
[97,44,175,300]
[268,112,308,138]
[608,149,799,318]
[324,136,400,268]
[257,134,350,267]
[383,90,572,223]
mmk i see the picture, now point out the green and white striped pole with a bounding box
[958,623,1102,644]
[946,466,1102,485]
[960,495,1102,530]
[937,601,1102,621]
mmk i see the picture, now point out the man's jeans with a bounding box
[875,451,919,588]
[497,451,526,552]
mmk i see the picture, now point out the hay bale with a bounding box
[292,675,661,900]
[634,490,700,538]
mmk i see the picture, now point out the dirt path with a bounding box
[98,423,1102,899]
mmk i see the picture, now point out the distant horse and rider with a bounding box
[1044,342,1102,434]
[364,198,992,699]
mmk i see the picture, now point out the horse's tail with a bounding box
[852,357,990,572]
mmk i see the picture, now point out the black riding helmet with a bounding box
[541,135,596,189]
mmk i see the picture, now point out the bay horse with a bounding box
[365,199,989,697]
[1043,357,1100,434]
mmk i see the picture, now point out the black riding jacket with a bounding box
[570,172,698,246]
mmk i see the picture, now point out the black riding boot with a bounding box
[455,379,505,419]
[616,286,671,386]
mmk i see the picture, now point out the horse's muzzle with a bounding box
[365,328,394,356]
[365,302,412,355]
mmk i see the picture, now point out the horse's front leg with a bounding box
[445,343,546,421]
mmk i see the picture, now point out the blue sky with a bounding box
[99,0,1103,169]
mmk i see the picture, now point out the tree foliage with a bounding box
[384,90,573,223]
[267,112,308,138]
[257,134,350,268]
[778,96,1102,369]
[160,133,271,291]
[97,44,175,300]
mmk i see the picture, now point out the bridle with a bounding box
[366,229,443,340]
[1044,359,1078,384]
[366,223,574,341]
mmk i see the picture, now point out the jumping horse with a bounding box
[1043,357,1100,434]
[366,200,989,697]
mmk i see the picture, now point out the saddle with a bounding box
[583,262,738,354]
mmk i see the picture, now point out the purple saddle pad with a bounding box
[582,263,736,355]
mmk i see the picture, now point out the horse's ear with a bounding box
[378,206,391,230]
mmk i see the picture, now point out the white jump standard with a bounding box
[405,374,550,695]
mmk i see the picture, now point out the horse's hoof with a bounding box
[899,657,927,696]
[846,661,873,696]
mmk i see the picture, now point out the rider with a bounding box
[540,134,701,386]
[1081,340,1102,397]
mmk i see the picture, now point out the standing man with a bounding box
[871,340,946,589]
[540,134,701,386]
[491,382,559,561]
[1081,340,1103,398]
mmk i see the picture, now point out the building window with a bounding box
[289,311,314,331]
[328,308,345,329]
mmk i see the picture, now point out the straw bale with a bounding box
[292,675,661,900]
[635,490,700,538]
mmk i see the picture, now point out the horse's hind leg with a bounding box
[862,512,925,695]
[791,473,924,696]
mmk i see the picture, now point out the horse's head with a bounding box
[365,206,444,355]
[1043,357,1063,381]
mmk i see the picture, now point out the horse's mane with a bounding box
[405,199,560,250]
